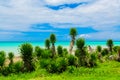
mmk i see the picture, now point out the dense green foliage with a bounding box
[50,34,56,44]
[8,52,14,65]
[107,39,113,53]
[57,45,63,56]
[45,39,50,49]
[35,46,42,58]
[96,45,102,52]
[69,28,77,39]
[50,33,56,57]
[76,38,85,50]
[20,43,34,72]
[0,51,6,68]
[101,48,109,56]
[69,28,77,53]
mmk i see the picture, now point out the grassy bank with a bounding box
[0,61,120,80]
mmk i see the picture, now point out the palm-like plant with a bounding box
[8,52,14,65]
[0,51,6,68]
[96,45,102,60]
[96,46,102,53]
[107,39,113,53]
[118,47,120,61]
[57,45,63,56]
[45,39,50,50]
[20,43,34,72]
[75,38,87,66]
[76,38,85,50]
[69,28,77,53]
[50,34,56,57]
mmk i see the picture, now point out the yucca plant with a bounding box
[45,39,50,50]
[0,51,6,69]
[69,28,77,53]
[117,47,120,61]
[8,52,14,66]
[35,46,42,58]
[20,43,34,72]
[89,53,97,67]
[67,54,78,66]
[50,33,56,57]
[96,46,102,53]
[101,48,109,56]
[107,39,113,53]
[76,38,88,66]
[57,45,63,57]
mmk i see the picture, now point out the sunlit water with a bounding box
[0,41,120,55]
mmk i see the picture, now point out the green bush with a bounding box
[50,33,56,57]
[45,39,50,49]
[96,46,102,52]
[63,48,68,56]
[13,61,23,73]
[41,50,52,59]
[40,59,51,69]
[1,61,23,76]
[8,52,14,66]
[113,46,119,53]
[101,48,109,56]
[57,45,63,56]
[117,47,120,61]
[20,43,34,72]
[0,51,6,68]
[76,38,85,50]
[35,46,42,58]
[68,66,76,73]
[67,54,78,66]
[107,39,113,53]
[48,57,68,73]
[89,53,97,67]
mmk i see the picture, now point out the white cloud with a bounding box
[79,34,91,38]
[0,0,120,40]
[44,0,95,5]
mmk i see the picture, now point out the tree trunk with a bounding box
[52,43,56,57]
[69,39,74,54]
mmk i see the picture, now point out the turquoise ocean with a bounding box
[0,41,120,55]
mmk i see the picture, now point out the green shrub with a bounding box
[76,38,85,50]
[40,59,51,69]
[0,51,6,68]
[63,48,68,56]
[96,46,102,52]
[1,66,9,76]
[117,47,120,61]
[107,39,113,53]
[8,52,14,66]
[50,33,56,57]
[57,45,63,56]
[113,46,119,53]
[48,57,68,73]
[75,49,80,57]
[45,39,50,49]
[89,53,97,67]
[101,48,109,56]
[68,66,76,73]
[67,54,78,66]
[41,50,52,59]
[20,43,34,72]
[35,46,42,58]
[13,61,23,73]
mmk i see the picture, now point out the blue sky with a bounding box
[0,0,120,41]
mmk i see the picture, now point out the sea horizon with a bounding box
[0,41,120,55]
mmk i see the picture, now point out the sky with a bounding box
[0,0,120,41]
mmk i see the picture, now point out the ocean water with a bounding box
[0,41,120,55]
